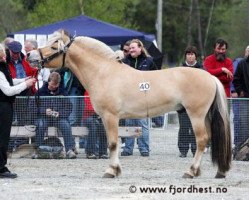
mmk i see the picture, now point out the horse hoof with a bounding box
[215,173,226,179]
[182,173,194,179]
[102,173,115,178]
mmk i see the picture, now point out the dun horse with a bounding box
[27,30,231,179]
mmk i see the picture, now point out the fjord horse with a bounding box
[27,30,231,179]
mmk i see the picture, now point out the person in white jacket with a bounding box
[0,43,36,179]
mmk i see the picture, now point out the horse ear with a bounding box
[61,29,70,37]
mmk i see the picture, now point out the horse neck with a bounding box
[66,44,117,92]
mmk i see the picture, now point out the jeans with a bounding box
[35,118,75,152]
[68,87,84,126]
[123,118,149,154]
[83,115,107,156]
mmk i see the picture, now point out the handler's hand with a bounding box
[25,77,36,87]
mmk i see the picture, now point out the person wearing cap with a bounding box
[0,43,36,178]
[232,45,249,157]
[177,46,202,158]
[7,41,38,95]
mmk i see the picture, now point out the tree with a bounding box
[0,0,27,40]
[26,0,82,27]
[26,0,136,30]
[225,0,249,58]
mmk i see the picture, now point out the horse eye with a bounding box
[51,46,57,50]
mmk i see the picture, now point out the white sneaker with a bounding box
[66,150,77,159]
[121,143,125,148]
[31,153,38,159]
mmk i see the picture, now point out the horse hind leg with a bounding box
[101,114,121,178]
[183,117,209,178]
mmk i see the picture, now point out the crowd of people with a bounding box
[0,35,248,179]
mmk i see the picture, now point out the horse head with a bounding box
[27,29,73,69]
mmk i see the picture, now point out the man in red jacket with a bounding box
[204,39,233,97]
[7,41,37,95]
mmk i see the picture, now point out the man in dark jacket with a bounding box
[34,72,77,159]
[233,46,249,152]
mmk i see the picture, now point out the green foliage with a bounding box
[226,0,249,58]
[26,0,136,30]
[0,0,27,40]
[26,0,82,27]
[20,0,39,10]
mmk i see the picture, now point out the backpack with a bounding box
[234,138,249,161]
[36,136,65,159]
[37,146,65,159]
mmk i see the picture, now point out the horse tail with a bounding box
[208,77,231,173]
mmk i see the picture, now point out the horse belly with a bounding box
[118,91,179,119]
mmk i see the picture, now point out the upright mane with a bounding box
[49,30,117,60]
[76,37,117,60]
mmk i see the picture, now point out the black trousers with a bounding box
[0,102,13,169]
[237,100,249,146]
[177,111,196,155]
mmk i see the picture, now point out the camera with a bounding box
[51,111,59,118]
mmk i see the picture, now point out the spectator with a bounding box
[82,91,108,159]
[6,41,38,150]
[3,37,14,50]
[122,40,131,58]
[33,72,77,159]
[24,39,38,53]
[203,38,233,97]
[3,37,14,71]
[232,45,249,155]
[58,68,84,126]
[24,39,50,90]
[7,41,38,94]
[121,39,157,157]
[230,46,249,154]
[177,46,202,157]
[0,43,36,178]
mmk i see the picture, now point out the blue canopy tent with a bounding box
[9,15,152,46]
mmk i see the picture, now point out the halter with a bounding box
[39,36,75,68]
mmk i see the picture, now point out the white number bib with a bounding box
[139,82,150,91]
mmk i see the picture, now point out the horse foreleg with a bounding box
[183,118,209,178]
[101,114,121,178]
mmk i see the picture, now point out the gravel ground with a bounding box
[0,126,248,200]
